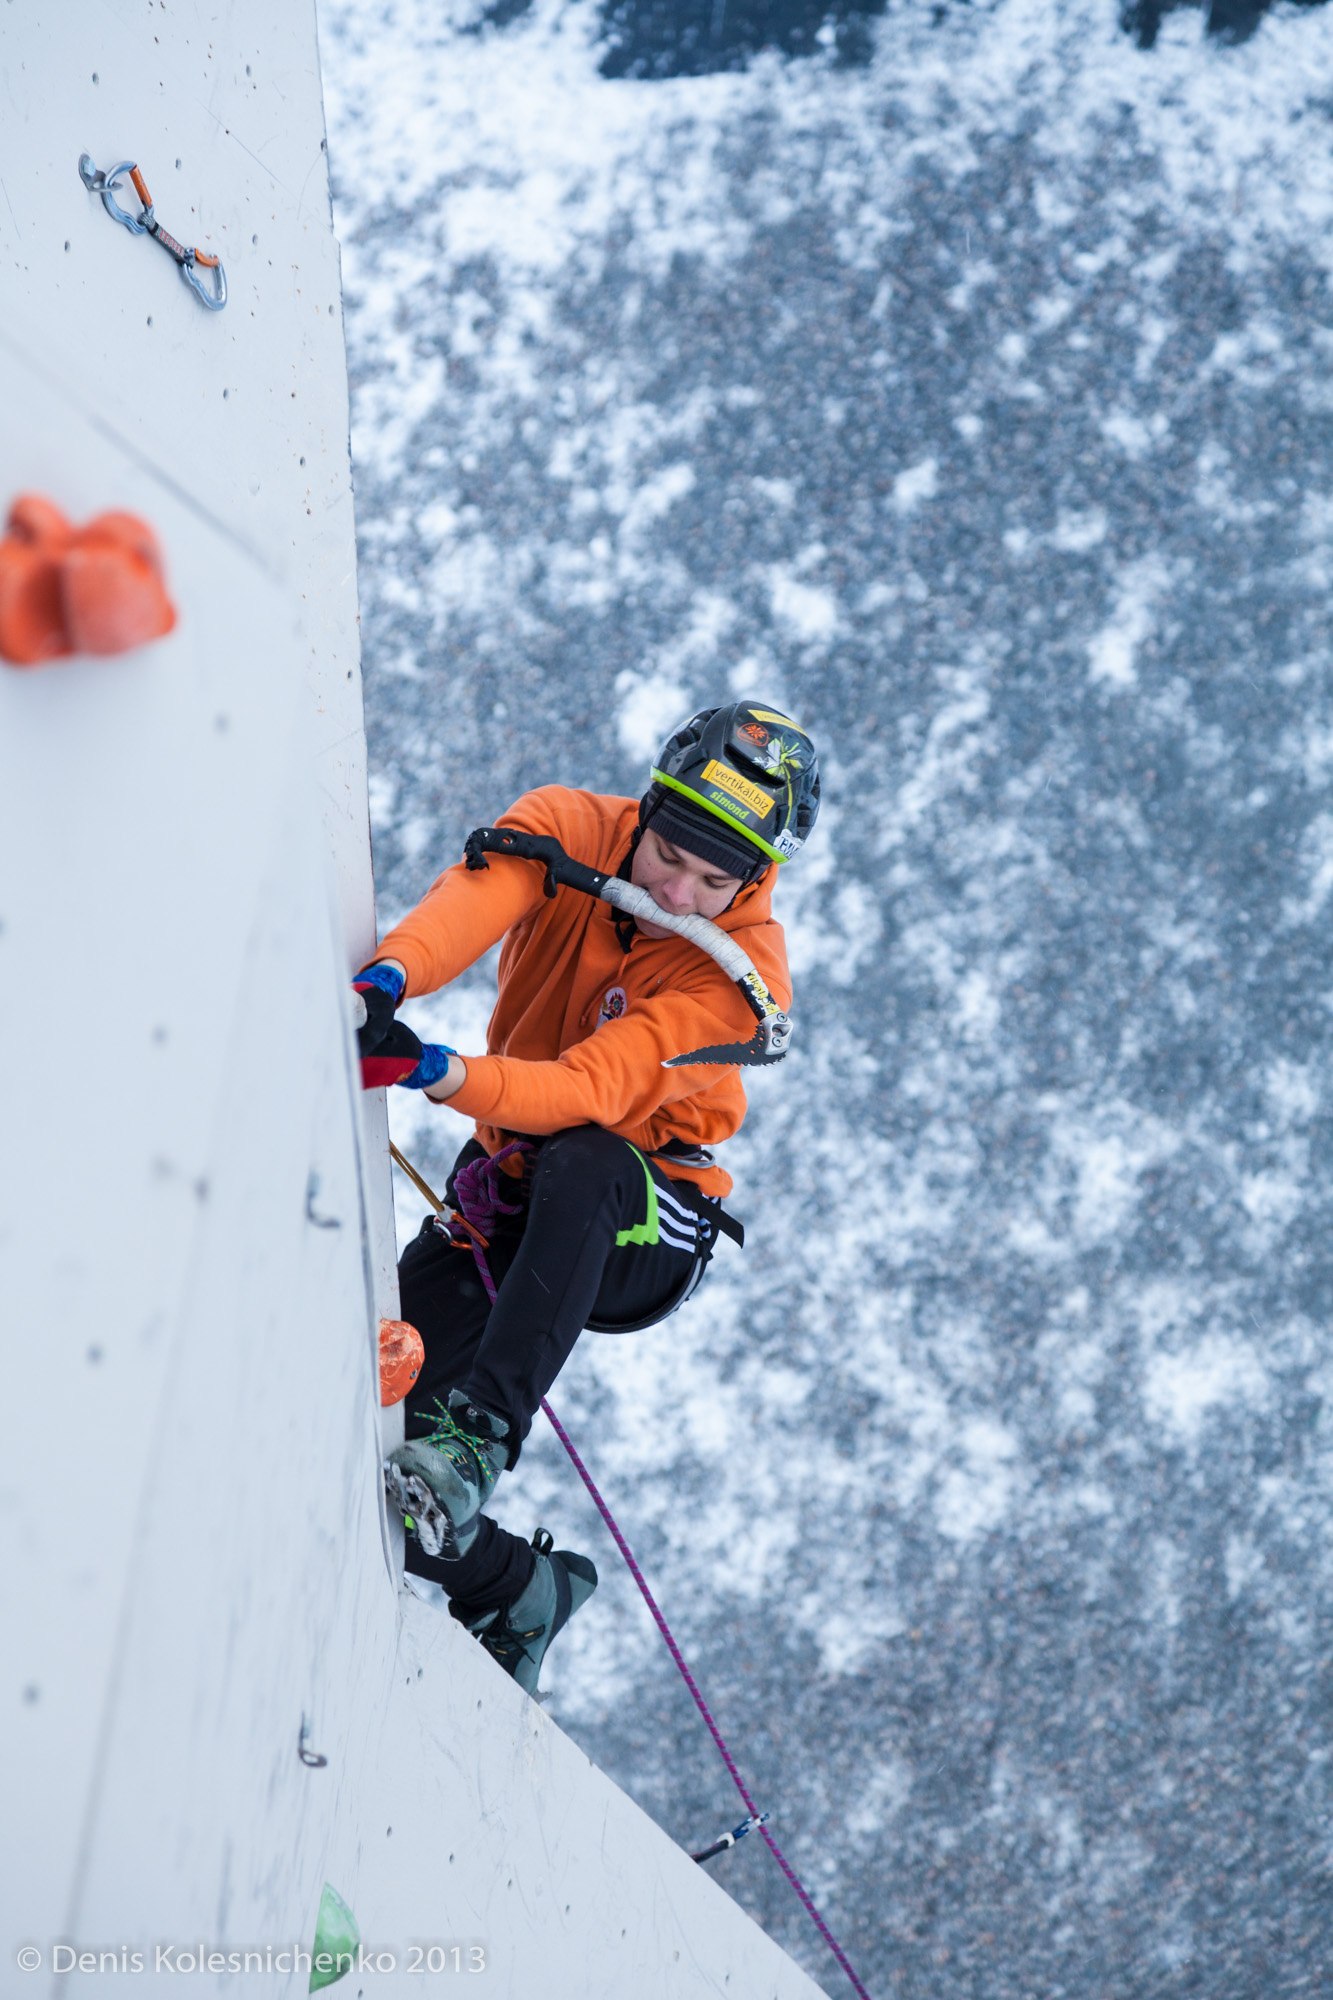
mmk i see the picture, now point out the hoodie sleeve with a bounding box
[446,954,789,1136]
[372,792,562,997]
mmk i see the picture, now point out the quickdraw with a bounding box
[78,154,227,311]
[691,1810,770,1866]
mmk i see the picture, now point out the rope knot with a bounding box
[444,1140,534,1303]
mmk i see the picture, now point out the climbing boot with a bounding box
[384,1390,511,1559]
[457,1530,598,1696]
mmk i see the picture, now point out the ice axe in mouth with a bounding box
[462,825,793,1068]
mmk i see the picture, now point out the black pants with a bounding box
[398,1125,722,1612]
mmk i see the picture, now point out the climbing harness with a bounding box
[463,825,793,1067]
[388,1141,875,2000]
[78,154,227,311]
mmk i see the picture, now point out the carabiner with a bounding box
[78,153,227,312]
[178,247,227,313]
[78,154,147,232]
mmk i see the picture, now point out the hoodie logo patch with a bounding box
[597,985,628,1029]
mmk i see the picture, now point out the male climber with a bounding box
[354,701,820,1694]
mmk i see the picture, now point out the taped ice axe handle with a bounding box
[462,825,794,1067]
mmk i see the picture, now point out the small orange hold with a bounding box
[8,494,74,548]
[378,1318,425,1408]
[0,492,177,667]
[0,494,73,666]
[63,511,177,656]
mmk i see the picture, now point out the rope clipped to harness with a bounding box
[442,1139,530,1270]
[463,825,792,1068]
[388,1141,876,2000]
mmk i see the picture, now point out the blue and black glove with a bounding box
[352,961,406,1058]
[397,1041,456,1091]
[353,961,419,1089]
[361,1026,456,1092]
[360,1019,422,1090]
[353,964,457,1090]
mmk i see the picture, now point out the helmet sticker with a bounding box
[702,758,774,819]
[754,735,794,777]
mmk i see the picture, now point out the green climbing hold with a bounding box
[309,1882,359,1993]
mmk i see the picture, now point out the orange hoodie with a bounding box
[374,786,792,1198]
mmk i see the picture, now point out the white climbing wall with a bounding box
[0,8,828,1997]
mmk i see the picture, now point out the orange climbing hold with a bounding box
[378,1318,425,1408]
[63,511,177,657]
[0,493,177,667]
[0,496,72,666]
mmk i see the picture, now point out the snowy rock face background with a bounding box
[320,3,1333,1992]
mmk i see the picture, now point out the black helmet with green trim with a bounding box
[643,701,820,878]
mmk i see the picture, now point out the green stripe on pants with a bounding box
[614,1145,660,1248]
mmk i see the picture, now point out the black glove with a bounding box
[360,1017,428,1091]
[352,961,405,1058]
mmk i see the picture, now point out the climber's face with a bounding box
[631,828,745,938]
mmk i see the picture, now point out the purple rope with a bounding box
[442,1145,875,2000]
[538,1399,875,2000]
[448,1139,530,1245]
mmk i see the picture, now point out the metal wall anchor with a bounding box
[78,153,227,311]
